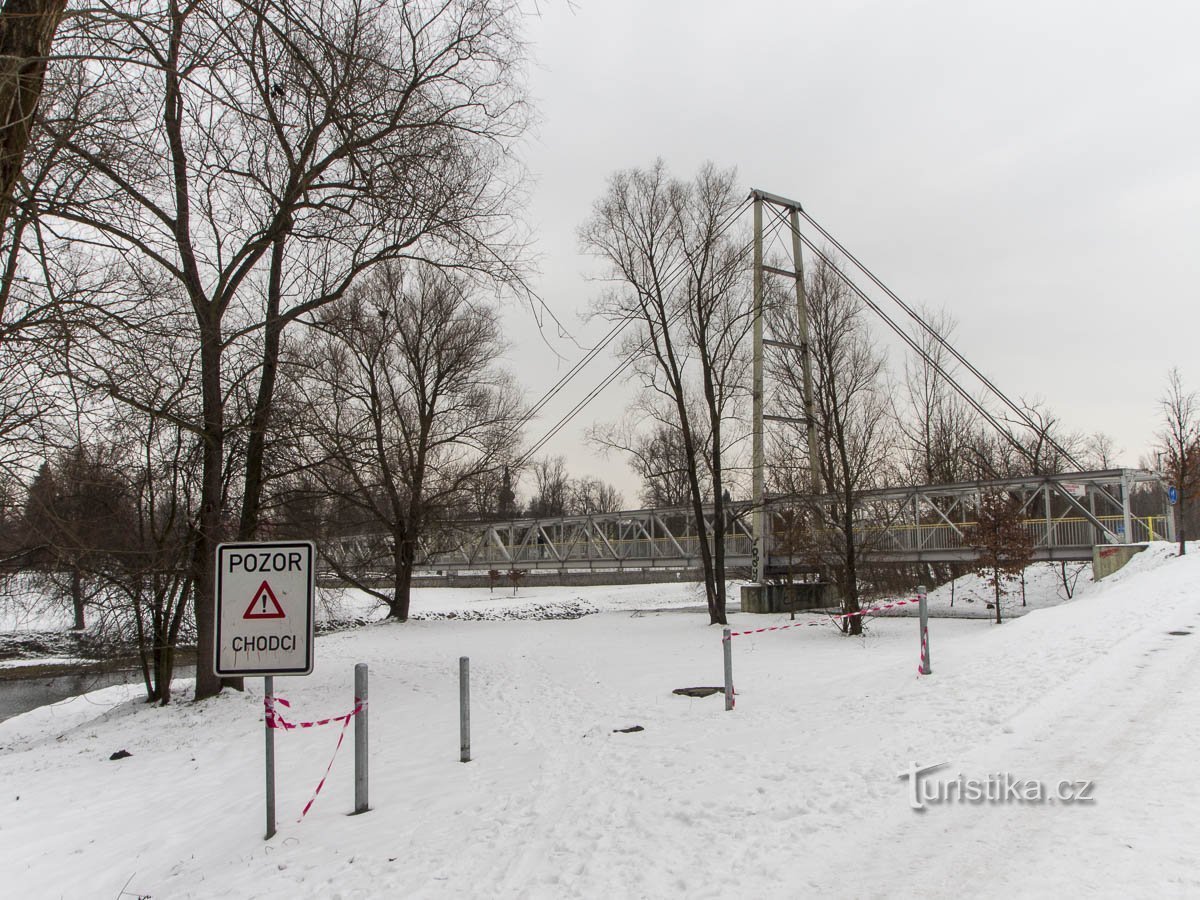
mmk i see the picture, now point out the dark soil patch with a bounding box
[672,686,727,698]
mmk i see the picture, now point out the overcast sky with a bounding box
[502,0,1200,504]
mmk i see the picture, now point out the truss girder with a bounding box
[316,469,1164,574]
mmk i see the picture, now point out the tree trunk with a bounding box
[134,595,152,701]
[994,575,1002,624]
[0,0,68,239]
[193,322,224,700]
[673,398,718,623]
[699,347,727,625]
[390,531,414,621]
[842,496,862,636]
[70,566,84,630]
[238,233,288,541]
[708,403,727,624]
[160,577,189,706]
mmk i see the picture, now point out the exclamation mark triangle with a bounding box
[243,580,286,619]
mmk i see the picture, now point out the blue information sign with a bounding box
[1168,486,1179,505]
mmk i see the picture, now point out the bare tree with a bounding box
[28,0,529,698]
[964,398,1084,480]
[1157,367,1199,555]
[896,307,979,485]
[569,476,623,515]
[520,457,623,516]
[767,254,895,635]
[1083,431,1120,470]
[295,263,523,620]
[90,405,198,705]
[1008,398,1083,476]
[591,419,694,508]
[526,455,571,517]
[580,160,752,625]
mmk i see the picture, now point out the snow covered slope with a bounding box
[2,545,1198,898]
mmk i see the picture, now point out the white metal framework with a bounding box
[321,469,1168,576]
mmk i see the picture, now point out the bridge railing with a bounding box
[420,514,1167,568]
[439,533,756,567]
[862,515,1168,554]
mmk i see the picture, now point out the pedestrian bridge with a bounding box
[323,469,1169,576]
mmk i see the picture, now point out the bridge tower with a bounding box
[750,190,821,583]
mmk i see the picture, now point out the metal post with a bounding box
[751,195,765,584]
[264,675,276,840]
[1089,487,1099,545]
[459,656,471,762]
[788,206,820,497]
[723,627,734,710]
[1121,471,1133,544]
[1043,485,1052,548]
[918,585,930,675]
[354,663,369,814]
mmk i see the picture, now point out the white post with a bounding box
[918,585,930,675]
[354,663,368,814]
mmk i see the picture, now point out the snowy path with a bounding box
[2,552,1199,898]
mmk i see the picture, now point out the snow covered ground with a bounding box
[2,545,1199,898]
[922,558,1095,616]
[318,579,713,625]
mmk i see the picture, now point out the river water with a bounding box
[0,666,197,722]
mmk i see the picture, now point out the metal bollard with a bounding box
[460,657,471,762]
[354,663,369,813]
[918,585,930,675]
[723,627,734,710]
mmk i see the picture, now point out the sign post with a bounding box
[264,674,276,839]
[215,541,316,840]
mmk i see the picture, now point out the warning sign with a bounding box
[215,541,315,677]
[244,581,286,619]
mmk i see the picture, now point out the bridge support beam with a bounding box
[751,194,766,583]
[749,189,822,583]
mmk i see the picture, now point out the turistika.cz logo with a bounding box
[898,762,1096,811]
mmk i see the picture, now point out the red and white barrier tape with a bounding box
[264,696,365,822]
[265,695,364,731]
[726,595,924,638]
[918,626,929,676]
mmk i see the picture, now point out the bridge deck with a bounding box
[321,469,1169,575]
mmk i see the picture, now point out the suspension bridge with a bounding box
[325,468,1168,576]
[322,189,1172,597]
